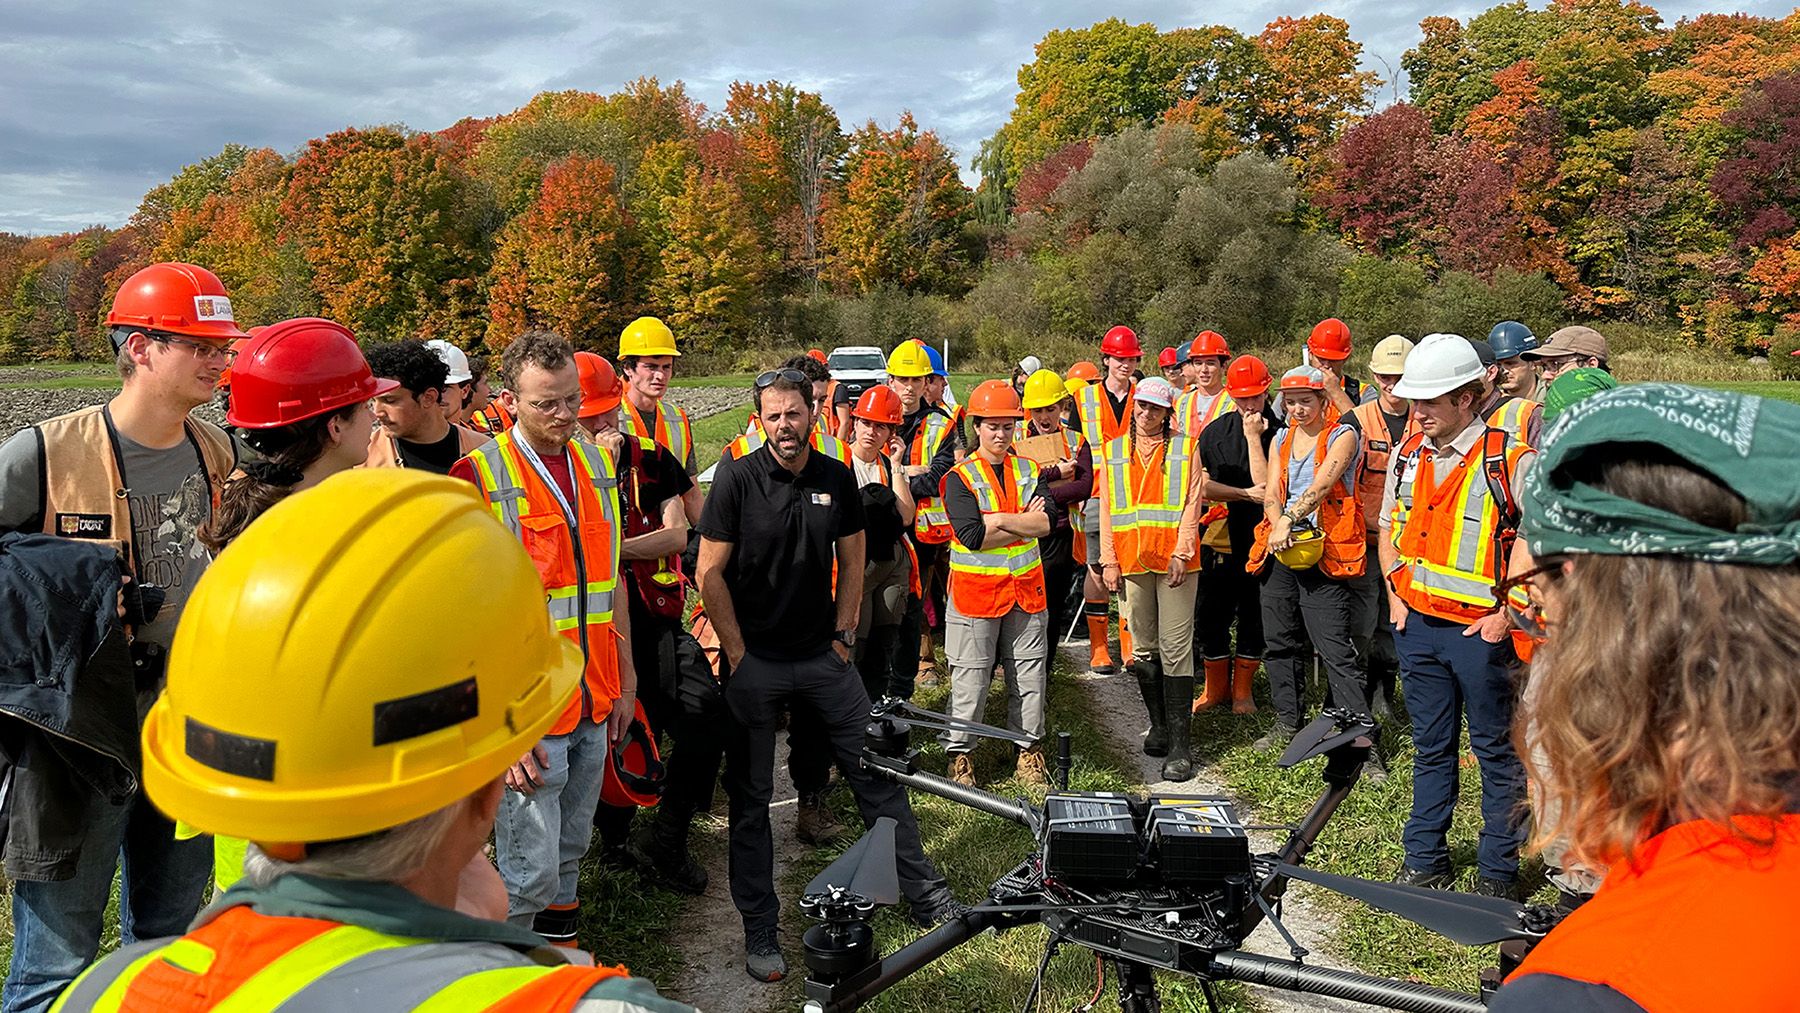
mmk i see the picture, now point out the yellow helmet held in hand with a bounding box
[620,315,680,358]
[886,340,933,378]
[1021,369,1070,410]
[141,470,584,845]
[1275,526,1326,570]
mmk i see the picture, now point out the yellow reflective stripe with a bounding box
[211,926,418,1012]
[64,949,163,1013]
[160,937,217,975]
[412,965,566,1013]
[467,447,514,530]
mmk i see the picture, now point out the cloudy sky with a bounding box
[1,0,1788,235]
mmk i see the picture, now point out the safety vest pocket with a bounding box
[519,513,573,583]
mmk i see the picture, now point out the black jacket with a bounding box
[0,532,141,881]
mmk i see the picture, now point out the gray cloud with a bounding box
[1,0,1789,234]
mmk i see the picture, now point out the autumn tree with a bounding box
[1714,73,1800,323]
[151,148,315,327]
[721,81,845,286]
[650,166,769,349]
[1251,15,1378,161]
[823,114,975,293]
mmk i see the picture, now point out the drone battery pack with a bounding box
[1145,795,1250,885]
[1043,793,1137,884]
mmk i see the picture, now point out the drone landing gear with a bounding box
[1112,959,1162,1013]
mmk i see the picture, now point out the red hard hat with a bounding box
[105,262,250,343]
[226,318,396,429]
[966,378,1024,419]
[1066,360,1101,382]
[807,348,828,364]
[1158,346,1178,368]
[852,384,903,426]
[1307,318,1353,361]
[575,351,623,416]
[1100,325,1142,359]
[1189,330,1230,360]
[1224,356,1272,399]
[600,700,665,808]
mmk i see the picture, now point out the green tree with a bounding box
[650,166,770,349]
[822,114,975,293]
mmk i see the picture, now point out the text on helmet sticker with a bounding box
[192,295,235,323]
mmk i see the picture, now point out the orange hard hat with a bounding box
[966,378,1024,419]
[598,699,665,809]
[852,385,903,426]
[1189,330,1230,360]
[575,351,623,416]
[1307,318,1353,361]
[1158,346,1178,368]
[1225,356,1272,399]
[105,262,250,344]
[226,318,396,429]
[1066,360,1101,382]
[1100,325,1142,359]
[807,348,828,364]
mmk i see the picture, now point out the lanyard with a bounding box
[514,436,577,524]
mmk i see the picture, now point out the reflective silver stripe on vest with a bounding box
[270,940,571,1012]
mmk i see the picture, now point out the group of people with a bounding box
[0,260,1792,1012]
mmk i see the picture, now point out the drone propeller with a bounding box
[1275,863,1530,945]
[1277,711,1375,768]
[806,816,900,906]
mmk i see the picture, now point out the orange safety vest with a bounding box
[362,424,487,468]
[1348,400,1420,538]
[1100,431,1198,575]
[34,405,234,572]
[471,401,515,435]
[1247,424,1365,579]
[1487,396,1540,445]
[726,427,850,464]
[464,432,622,734]
[1387,428,1527,623]
[945,455,1047,618]
[620,396,694,472]
[908,410,956,544]
[1175,387,1234,438]
[53,903,631,1013]
[1074,381,1133,456]
[1507,816,1800,1012]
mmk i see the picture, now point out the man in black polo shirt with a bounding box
[697,370,961,984]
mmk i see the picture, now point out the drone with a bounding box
[796,702,1566,1013]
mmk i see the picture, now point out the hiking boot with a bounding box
[626,822,708,895]
[1555,888,1593,915]
[948,753,977,787]
[1393,865,1451,890]
[1361,747,1389,785]
[1472,876,1524,901]
[1014,743,1049,787]
[1252,721,1297,752]
[745,926,786,982]
[908,888,971,928]
[795,792,845,845]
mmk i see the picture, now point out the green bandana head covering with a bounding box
[1523,383,1800,565]
[1541,367,1617,423]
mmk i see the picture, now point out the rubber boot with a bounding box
[1161,677,1195,781]
[1133,662,1169,758]
[1193,658,1230,712]
[1118,615,1134,661]
[1231,658,1260,715]
[1085,606,1116,674]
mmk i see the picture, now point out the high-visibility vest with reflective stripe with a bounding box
[1349,400,1420,538]
[1486,396,1539,445]
[1387,429,1529,623]
[465,432,621,733]
[946,455,1047,618]
[620,396,694,473]
[909,411,955,544]
[725,428,850,464]
[1175,387,1234,438]
[1246,425,1365,579]
[1100,432,1197,575]
[1029,424,1088,528]
[471,401,515,435]
[50,905,631,1013]
[1074,381,1133,455]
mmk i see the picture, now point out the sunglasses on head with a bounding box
[755,368,808,388]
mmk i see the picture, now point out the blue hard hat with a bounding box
[922,343,947,377]
[1487,321,1537,360]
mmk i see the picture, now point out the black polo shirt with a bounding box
[1199,407,1281,557]
[698,442,865,661]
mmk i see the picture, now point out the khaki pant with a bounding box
[943,605,1048,752]
[1122,571,1199,678]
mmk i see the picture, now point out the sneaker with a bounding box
[1361,749,1389,785]
[908,889,971,929]
[1393,865,1451,890]
[626,826,708,895]
[795,792,846,846]
[745,926,786,982]
[1472,876,1523,901]
[948,753,977,787]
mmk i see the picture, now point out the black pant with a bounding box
[1196,547,1264,660]
[1260,562,1366,729]
[1040,526,1077,665]
[724,649,948,932]
[889,540,942,699]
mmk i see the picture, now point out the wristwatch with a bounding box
[833,629,858,650]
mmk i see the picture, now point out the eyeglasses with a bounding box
[755,368,808,389]
[1494,556,1568,642]
[1536,356,1578,378]
[149,333,235,363]
[516,392,584,416]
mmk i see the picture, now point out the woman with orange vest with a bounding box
[1075,327,1143,675]
[1246,366,1368,757]
[1489,385,1800,1012]
[1098,377,1207,780]
[940,381,1053,788]
[845,385,920,702]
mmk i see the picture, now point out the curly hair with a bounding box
[1521,446,1800,870]
[499,330,573,389]
[364,341,449,400]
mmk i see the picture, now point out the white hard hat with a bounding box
[423,339,473,384]
[1368,335,1414,376]
[1018,355,1042,375]
[1393,333,1482,400]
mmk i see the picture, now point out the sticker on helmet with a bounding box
[192,295,235,322]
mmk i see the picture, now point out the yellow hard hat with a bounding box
[1274,526,1326,570]
[1064,377,1088,398]
[886,340,933,378]
[620,316,680,358]
[1022,368,1070,410]
[141,470,584,845]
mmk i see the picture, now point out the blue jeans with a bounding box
[1394,612,1528,881]
[495,719,609,926]
[3,792,211,1013]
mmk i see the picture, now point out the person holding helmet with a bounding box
[0,262,243,1012]
[1020,368,1093,671]
[448,330,640,946]
[363,342,488,472]
[941,381,1055,787]
[1379,333,1534,899]
[1305,318,1374,417]
[1099,377,1207,780]
[1345,335,1419,724]
[1521,325,1609,382]
[1489,385,1800,1012]
[844,386,919,702]
[53,470,689,1012]
[887,340,958,693]
[1487,321,1542,403]
[1075,326,1144,675]
[1247,366,1369,755]
[1175,331,1234,437]
[1194,356,1279,715]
